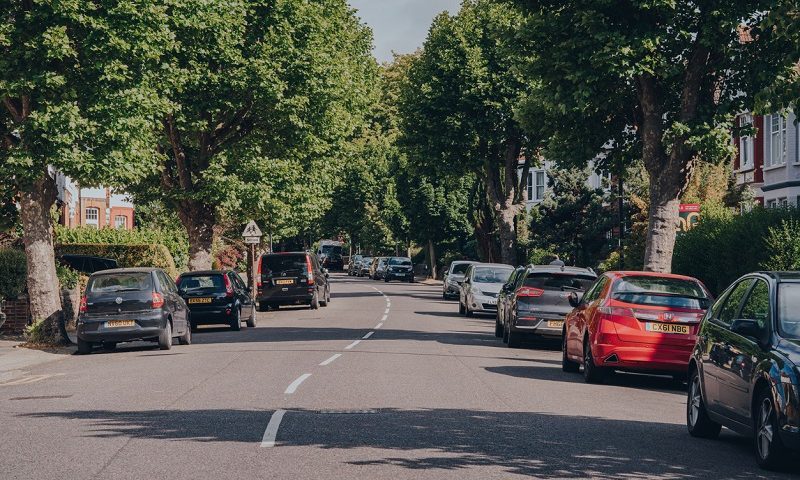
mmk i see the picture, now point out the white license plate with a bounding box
[547,320,563,328]
[485,299,497,305]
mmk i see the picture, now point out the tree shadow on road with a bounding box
[20,407,795,478]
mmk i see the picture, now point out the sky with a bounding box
[348,0,462,63]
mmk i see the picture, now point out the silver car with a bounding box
[443,261,477,299]
[459,263,514,316]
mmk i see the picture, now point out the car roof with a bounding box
[528,265,597,276]
[471,263,514,269]
[451,260,476,265]
[264,251,306,256]
[606,270,702,282]
[90,267,158,275]
[755,271,800,282]
[179,270,229,276]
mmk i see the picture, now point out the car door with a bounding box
[312,256,327,296]
[160,271,187,333]
[703,278,754,416]
[231,272,253,319]
[499,268,522,327]
[460,266,473,306]
[567,276,607,358]
[719,278,771,424]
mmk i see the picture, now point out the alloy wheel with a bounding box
[757,397,774,461]
[688,376,701,428]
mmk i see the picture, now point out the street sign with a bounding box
[243,236,261,245]
[242,220,263,238]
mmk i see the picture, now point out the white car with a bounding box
[459,263,515,316]
[442,260,477,299]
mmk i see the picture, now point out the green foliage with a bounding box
[673,206,800,295]
[0,248,27,299]
[55,244,177,278]
[56,264,80,290]
[55,226,188,271]
[527,247,557,266]
[763,219,800,271]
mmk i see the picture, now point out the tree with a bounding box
[400,0,535,265]
[131,0,376,270]
[515,0,795,272]
[1,1,168,342]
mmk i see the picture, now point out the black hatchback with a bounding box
[256,252,330,310]
[384,257,414,282]
[177,270,256,331]
[77,268,190,354]
[687,271,800,469]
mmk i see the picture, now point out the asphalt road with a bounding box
[1,274,797,479]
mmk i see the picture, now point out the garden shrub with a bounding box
[55,243,177,278]
[762,219,800,271]
[0,248,27,299]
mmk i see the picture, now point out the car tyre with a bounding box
[246,307,257,327]
[754,387,789,470]
[230,309,241,331]
[686,368,721,439]
[310,292,320,310]
[506,326,521,348]
[320,287,330,307]
[458,302,465,315]
[178,322,192,345]
[562,332,580,373]
[158,321,173,350]
[494,318,503,338]
[582,337,605,384]
[77,339,93,355]
[465,304,474,317]
[103,342,117,351]
[384,277,390,283]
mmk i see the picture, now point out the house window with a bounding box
[768,113,787,167]
[85,207,99,224]
[114,215,127,229]
[527,170,547,201]
[738,114,754,169]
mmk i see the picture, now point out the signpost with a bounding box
[242,221,263,300]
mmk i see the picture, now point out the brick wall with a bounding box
[1,296,30,334]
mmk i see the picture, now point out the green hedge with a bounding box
[55,226,188,271]
[673,205,800,295]
[0,249,27,299]
[55,243,177,278]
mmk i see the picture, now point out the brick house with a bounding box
[57,180,135,230]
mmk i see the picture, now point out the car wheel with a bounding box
[502,323,509,344]
[103,342,117,351]
[507,326,521,348]
[443,292,448,300]
[755,387,789,469]
[582,337,605,384]
[310,292,320,310]
[562,331,580,373]
[179,322,192,345]
[320,288,329,307]
[384,277,389,283]
[158,321,173,350]
[494,318,503,338]
[230,309,241,331]
[465,304,474,317]
[77,339,93,355]
[686,368,721,438]
[458,302,465,315]
[246,307,257,327]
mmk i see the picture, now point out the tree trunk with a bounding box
[483,138,524,266]
[643,184,680,272]
[427,239,437,279]
[18,172,66,344]
[178,200,216,271]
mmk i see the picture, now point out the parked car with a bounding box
[443,260,477,300]
[496,266,526,335]
[370,257,388,280]
[357,256,373,277]
[497,265,597,348]
[459,263,515,316]
[256,252,330,310]
[317,241,344,271]
[59,254,118,275]
[348,255,364,276]
[384,257,414,283]
[687,271,800,469]
[563,271,711,384]
[76,268,190,354]
[177,270,255,331]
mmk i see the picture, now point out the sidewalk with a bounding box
[0,339,74,384]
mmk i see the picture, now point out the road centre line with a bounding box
[261,409,287,447]
[375,322,384,329]
[363,331,374,339]
[319,354,342,366]
[384,308,390,314]
[284,374,312,394]
[344,340,361,350]
[381,314,388,322]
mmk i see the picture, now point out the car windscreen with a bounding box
[779,284,800,339]
[451,263,471,275]
[388,258,412,266]
[88,272,152,293]
[612,276,709,309]
[361,257,373,263]
[523,272,596,291]
[320,245,342,255]
[261,255,307,274]
[472,267,513,284]
[178,275,225,293]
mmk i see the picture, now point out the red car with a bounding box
[562,271,711,383]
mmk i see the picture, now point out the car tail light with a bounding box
[306,255,314,286]
[79,295,88,313]
[151,292,165,309]
[516,287,544,297]
[223,274,234,297]
[256,258,262,288]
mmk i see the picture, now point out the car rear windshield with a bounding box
[473,267,513,284]
[388,258,412,266]
[89,272,152,293]
[451,263,471,275]
[178,275,225,293]
[320,245,342,255]
[262,254,307,274]
[523,272,596,291]
[779,284,800,339]
[612,276,709,309]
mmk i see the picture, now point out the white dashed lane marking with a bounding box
[319,354,342,366]
[362,331,374,339]
[261,409,287,447]
[344,340,361,350]
[284,374,312,394]
[375,323,384,329]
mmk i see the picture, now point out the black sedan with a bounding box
[687,271,800,469]
[177,270,256,331]
[77,268,190,353]
[384,257,414,282]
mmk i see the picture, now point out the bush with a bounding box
[55,226,188,271]
[0,248,27,299]
[56,264,80,290]
[55,243,177,278]
[673,205,800,295]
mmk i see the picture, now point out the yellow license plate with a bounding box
[188,297,212,304]
[275,279,294,285]
[106,320,135,328]
[547,320,563,328]
[646,322,689,335]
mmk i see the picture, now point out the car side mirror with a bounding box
[730,319,766,346]
[568,292,581,308]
